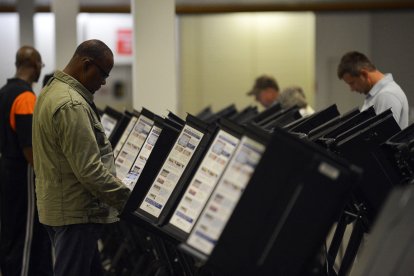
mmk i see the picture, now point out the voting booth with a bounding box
[329,109,401,222]
[317,109,403,275]
[122,112,186,218]
[348,123,414,276]
[134,114,213,226]
[180,125,361,275]
[285,104,340,134]
[97,102,414,276]
[107,110,133,147]
[307,107,360,142]
[122,114,213,227]
[114,108,156,180]
[162,118,245,241]
[100,106,124,137]
[350,183,414,276]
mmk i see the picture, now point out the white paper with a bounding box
[169,130,240,233]
[186,136,265,255]
[100,113,118,137]
[122,125,162,190]
[139,125,204,218]
[113,116,138,158]
[115,115,154,180]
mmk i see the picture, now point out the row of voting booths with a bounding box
[97,103,414,276]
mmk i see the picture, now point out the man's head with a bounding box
[64,39,114,93]
[247,75,280,108]
[279,86,308,109]
[15,46,43,84]
[337,51,379,95]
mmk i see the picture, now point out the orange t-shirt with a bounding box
[9,91,36,131]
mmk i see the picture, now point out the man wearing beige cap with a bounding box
[247,75,280,109]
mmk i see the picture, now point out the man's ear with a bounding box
[360,68,369,79]
[82,58,93,73]
[82,57,90,64]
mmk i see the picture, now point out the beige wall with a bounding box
[178,12,315,116]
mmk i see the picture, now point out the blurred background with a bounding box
[0,0,413,121]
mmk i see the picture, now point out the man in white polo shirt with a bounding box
[337,51,409,129]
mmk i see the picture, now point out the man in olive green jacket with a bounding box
[32,39,130,276]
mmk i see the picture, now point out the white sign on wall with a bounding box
[78,13,133,65]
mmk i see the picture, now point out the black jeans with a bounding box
[44,223,104,276]
[0,160,53,276]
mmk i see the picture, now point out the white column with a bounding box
[131,0,178,115]
[17,0,34,46]
[52,0,79,70]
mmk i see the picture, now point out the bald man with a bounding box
[33,39,130,276]
[0,46,53,275]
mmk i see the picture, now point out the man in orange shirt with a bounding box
[0,46,52,276]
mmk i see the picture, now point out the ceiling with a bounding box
[0,0,408,4]
[0,0,413,13]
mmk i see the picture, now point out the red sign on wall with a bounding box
[117,29,132,55]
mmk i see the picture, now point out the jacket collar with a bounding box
[53,70,94,104]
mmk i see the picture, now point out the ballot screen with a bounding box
[115,114,154,180]
[169,129,240,233]
[185,136,266,255]
[122,125,162,190]
[138,125,204,218]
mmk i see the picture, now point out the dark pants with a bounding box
[44,223,104,276]
[0,159,53,276]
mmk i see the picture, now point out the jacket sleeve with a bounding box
[53,101,131,213]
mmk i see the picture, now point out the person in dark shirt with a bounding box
[0,46,53,276]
